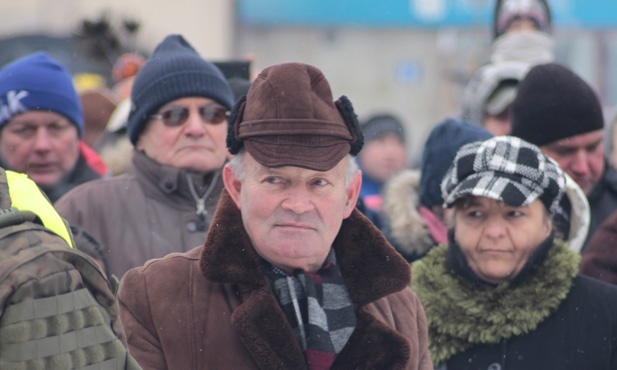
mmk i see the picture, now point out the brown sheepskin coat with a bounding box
[118,190,432,370]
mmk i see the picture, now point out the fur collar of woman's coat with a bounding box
[382,169,435,257]
[411,240,580,365]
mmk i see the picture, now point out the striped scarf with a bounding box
[264,250,356,370]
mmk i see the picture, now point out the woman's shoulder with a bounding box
[568,275,617,309]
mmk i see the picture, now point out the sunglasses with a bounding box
[150,105,230,127]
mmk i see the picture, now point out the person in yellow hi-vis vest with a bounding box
[0,168,140,369]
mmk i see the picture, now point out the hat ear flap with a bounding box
[335,95,364,156]
[226,95,247,155]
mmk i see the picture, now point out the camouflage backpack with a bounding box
[0,169,140,369]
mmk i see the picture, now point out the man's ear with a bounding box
[343,170,362,218]
[543,217,553,239]
[223,164,242,210]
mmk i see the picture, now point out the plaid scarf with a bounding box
[263,250,356,370]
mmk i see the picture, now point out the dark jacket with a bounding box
[117,190,433,370]
[580,208,617,284]
[413,242,617,370]
[55,150,223,277]
[446,275,617,369]
[586,164,617,248]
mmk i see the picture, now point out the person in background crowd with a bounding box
[510,62,617,249]
[111,52,146,101]
[461,0,554,136]
[0,52,108,202]
[492,0,552,40]
[357,113,407,211]
[79,87,119,149]
[382,118,493,262]
[461,61,530,136]
[580,209,617,285]
[412,136,617,369]
[118,62,432,370]
[55,34,235,278]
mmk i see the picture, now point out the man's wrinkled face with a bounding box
[0,110,79,187]
[137,96,229,172]
[541,130,604,195]
[224,153,361,273]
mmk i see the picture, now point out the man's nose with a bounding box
[183,109,206,137]
[281,186,315,214]
[32,128,52,151]
[569,150,590,176]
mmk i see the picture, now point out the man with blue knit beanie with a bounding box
[0,52,107,202]
[56,34,235,278]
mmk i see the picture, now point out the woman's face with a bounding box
[454,196,552,284]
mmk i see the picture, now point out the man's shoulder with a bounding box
[602,165,617,193]
[366,287,422,318]
[123,246,203,281]
[118,246,206,309]
[55,173,138,205]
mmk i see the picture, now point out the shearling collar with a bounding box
[199,190,413,369]
[200,189,411,306]
[382,169,435,258]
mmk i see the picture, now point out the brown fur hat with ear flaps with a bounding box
[226,62,363,171]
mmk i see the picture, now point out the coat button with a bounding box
[487,363,501,370]
[186,221,197,232]
[164,181,173,190]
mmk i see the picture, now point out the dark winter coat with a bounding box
[55,150,223,277]
[586,164,617,248]
[118,190,433,370]
[413,242,617,370]
[580,208,617,284]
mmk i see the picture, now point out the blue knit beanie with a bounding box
[419,118,493,208]
[127,34,234,145]
[0,52,83,136]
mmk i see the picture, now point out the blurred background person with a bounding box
[382,118,493,262]
[0,52,107,202]
[461,0,555,136]
[461,61,530,136]
[511,62,616,250]
[357,113,408,212]
[55,34,235,278]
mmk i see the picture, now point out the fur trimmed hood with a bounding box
[382,169,435,258]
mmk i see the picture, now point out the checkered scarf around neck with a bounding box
[263,250,356,370]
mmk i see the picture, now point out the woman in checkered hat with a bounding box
[411,136,617,369]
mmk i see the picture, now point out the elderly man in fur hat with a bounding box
[117,62,432,370]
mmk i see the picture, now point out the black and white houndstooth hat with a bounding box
[441,136,566,214]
